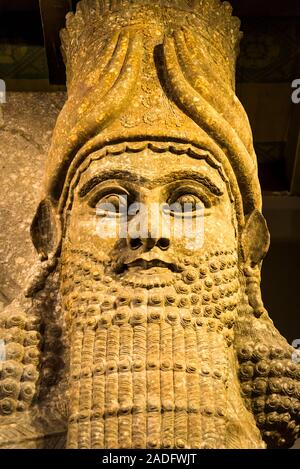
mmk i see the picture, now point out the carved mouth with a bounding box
[119,258,180,275]
[127,259,176,271]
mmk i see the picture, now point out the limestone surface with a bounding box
[0,1,299,449]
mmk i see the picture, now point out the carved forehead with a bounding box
[62,142,235,216]
[77,149,228,192]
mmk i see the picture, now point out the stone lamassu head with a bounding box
[1,0,300,449]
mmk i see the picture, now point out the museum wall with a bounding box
[0,92,65,310]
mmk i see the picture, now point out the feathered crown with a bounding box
[61,0,242,86]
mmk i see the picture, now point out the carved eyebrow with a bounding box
[156,171,224,196]
[79,170,148,197]
[79,169,223,197]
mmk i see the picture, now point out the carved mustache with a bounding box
[126,259,178,272]
[115,252,184,274]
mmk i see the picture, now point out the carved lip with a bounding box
[123,258,179,273]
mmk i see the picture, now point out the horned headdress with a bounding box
[44,0,261,226]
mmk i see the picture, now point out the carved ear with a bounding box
[241,210,270,267]
[30,199,61,260]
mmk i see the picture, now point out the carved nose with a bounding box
[128,203,171,251]
[129,236,170,251]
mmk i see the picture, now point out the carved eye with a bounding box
[95,194,128,217]
[164,193,205,217]
[175,194,202,210]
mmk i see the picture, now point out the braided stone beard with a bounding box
[60,242,262,449]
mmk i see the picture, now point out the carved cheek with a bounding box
[66,203,121,249]
[170,199,236,256]
[202,203,236,249]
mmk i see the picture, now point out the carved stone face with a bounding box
[64,149,237,289]
[59,146,263,450]
[1,0,300,451]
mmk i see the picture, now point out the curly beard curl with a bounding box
[58,242,266,449]
[0,257,67,448]
[235,265,300,449]
[1,249,299,449]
